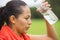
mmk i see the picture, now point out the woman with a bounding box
[0,0,58,40]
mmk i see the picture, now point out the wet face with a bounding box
[13,6,32,34]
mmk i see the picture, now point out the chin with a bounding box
[23,31,28,34]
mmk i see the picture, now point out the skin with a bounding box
[9,0,58,40]
[9,6,32,35]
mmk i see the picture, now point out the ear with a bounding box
[9,15,16,24]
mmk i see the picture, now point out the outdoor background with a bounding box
[0,0,60,40]
[27,0,60,40]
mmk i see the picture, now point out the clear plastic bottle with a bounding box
[34,0,58,25]
[0,0,58,25]
[22,0,58,25]
[42,9,58,25]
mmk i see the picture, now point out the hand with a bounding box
[36,0,51,13]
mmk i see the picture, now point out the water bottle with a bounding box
[22,0,58,25]
[43,9,58,25]
[0,0,58,25]
[34,0,58,25]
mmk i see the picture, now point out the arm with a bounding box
[45,19,58,40]
[36,0,58,40]
[28,1,58,40]
[28,34,53,40]
[28,19,58,40]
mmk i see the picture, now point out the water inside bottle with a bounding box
[43,10,58,25]
[34,0,58,25]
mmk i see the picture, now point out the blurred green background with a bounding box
[27,0,60,40]
[0,0,60,40]
[28,19,60,40]
[30,0,60,19]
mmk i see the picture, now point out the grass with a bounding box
[27,19,60,40]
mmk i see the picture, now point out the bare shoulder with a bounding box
[28,34,53,40]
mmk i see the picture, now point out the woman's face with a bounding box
[13,6,32,34]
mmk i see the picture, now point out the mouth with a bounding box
[25,26,30,30]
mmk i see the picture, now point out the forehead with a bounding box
[20,5,31,16]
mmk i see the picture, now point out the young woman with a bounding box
[0,0,58,40]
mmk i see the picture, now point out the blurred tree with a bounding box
[26,0,60,19]
[47,0,60,19]
[30,7,43,19]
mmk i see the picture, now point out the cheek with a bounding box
[18,18,27,27]
[16,18,27,33]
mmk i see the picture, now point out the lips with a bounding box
[25,26,30,30]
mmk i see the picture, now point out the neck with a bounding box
[8,24,21,36]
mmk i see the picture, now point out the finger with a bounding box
[36,7,47,13]
[42,2,48,6]
[46,4,51,7]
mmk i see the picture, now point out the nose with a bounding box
[28,19,32,25]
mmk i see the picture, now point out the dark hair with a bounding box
[0,0,27,29]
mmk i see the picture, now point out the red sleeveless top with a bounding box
[0,25,31,40]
